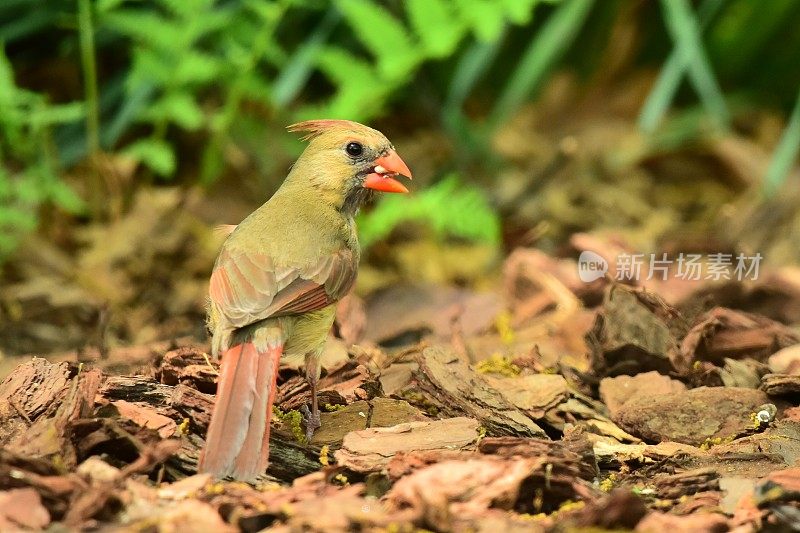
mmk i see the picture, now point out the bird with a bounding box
[198,119,412,480]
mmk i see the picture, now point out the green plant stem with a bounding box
[442,35,505,158]
[272,7,340,107]
[201,1,291,184]
[77,0,99,155]
[638,0,725,133]
[445,35,505,113]
[763,85,800,196]
[77,0,102,216]
[658,0,729,131]
[488,0,594,132]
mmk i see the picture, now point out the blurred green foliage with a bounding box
[357,174,500,248]
[0,46,84,255]
[2,0,800,260]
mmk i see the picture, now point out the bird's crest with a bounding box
[287,119,372,142]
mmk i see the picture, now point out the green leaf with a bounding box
[29,101,85,126]
[160,0,216,19]
[46,179,84,213]
[490,0,594,130]
[454,0,506,42]
[314,47,387,120]
[335,0,418,80]
[501,0,541,25]
[95,0,128,14]
[357,174,500,248]
[0,43,18,99]
[406,0,465,58]
[764,84,800,196]
[316,46,377,86]
[0,207,36,229]
[101,10,184,52]
[173,51,222,85]
[659,0,729,130]
[245,0,285,24]
[638,0,725,133]
[445,36,505,111]
[122,137,176,177]
[272,8,340,106]
[142,92,204,130]
[128,48,172,86]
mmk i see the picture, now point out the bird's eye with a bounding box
[345,142,363,157]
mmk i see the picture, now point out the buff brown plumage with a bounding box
[199,120,412,480]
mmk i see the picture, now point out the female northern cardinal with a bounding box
[198,120,412,480]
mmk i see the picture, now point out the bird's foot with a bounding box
[300,404,321,442]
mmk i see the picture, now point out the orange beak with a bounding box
[363,150,412,193]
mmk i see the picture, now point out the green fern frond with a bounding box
[357,174,501,249]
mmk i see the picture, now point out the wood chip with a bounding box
[614,386,768,446]
[599,371,687,418]
[400,346,547,438]
[680,307,799,369]
[335,417,480,473]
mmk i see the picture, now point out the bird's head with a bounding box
[286,119,412,215]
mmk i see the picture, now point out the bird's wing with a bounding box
[209,247,357,328]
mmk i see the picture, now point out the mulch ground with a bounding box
[3,250,800,532]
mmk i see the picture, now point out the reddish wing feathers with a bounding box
[270,279,335,316]
[209,247,357,328]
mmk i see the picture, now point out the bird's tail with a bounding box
[198,335,282,481]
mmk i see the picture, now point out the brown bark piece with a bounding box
[719,357,769,388]
[0,358,73,446]
[0,488,51,531]
[483,373,570,419]
[565,489,648,529]
[755,467,800,505]
[0,358,72,422]
[335,417,480,473]
[368,397,427,428]
[110,400,177,438]
[636,511,729,532]
[478,436,598,481]
[587,285,682,376]
[155,346,218,394]
[0,448,86,521]
[402,346,547,437]
[97,375,322,482]
[599,371,687,418]
[132,499,236,532]
[284,489,391,531]
[385,455,595,530]
[761,373,800,398]
[385,449,479,480]
[278,361,381,412]
[708,421,800,475]
[680,307,799,370]
[614,386,768,446]
[653,467,720,501]
[769,344,800,375]
[378,361,417,396]
[2,359,102,467]
[309,400,370,445]
[307,398,427,446]
[590,436,706,466]
[503,247,589,324]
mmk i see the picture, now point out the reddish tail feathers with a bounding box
[198,340,281,480]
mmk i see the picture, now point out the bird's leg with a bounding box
[301,353,322,442]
